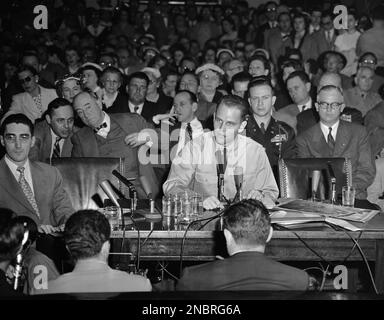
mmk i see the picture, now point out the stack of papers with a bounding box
[270,199,380,230]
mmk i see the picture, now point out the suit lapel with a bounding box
[30,161,44,213]
[333,121,348,156]
[61,137,73,157]
[78,127,100,157]
[0,158,35,213]
[312,124,332,156]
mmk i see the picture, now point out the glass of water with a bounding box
[342,186,356,207]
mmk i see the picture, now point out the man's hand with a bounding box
[152,112,177,126]
[203,196,224,210]
[245,189,264,200]
[124,132,149,148]
[38,224,59,235]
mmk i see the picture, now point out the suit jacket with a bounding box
[296,120,375,199]
[0,158,74,226]
[40,62,66,87]
[2,86,58,123]
[311,29,337,59]
[176,251,309,291]
[291,32,315,63]
[71,113,160,199]
[274,102,318,134]
[344,86,382,117]
[264,28,292,66]
[107,98,161,123]
[364,101,384,156]
[29,120,73,163]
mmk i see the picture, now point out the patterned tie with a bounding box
[327,127,335,154]
[186,122,193,141]
[52,137,61,159]
[260,122,266,135]
[17,167,40,218]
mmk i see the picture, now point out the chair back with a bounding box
[278,158,352,200]
[51,157,125,211]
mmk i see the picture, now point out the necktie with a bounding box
[134,106,139,113]
[327,127,335,154]
[52,137,61,159]
[260,122,266,135]
[326,31,331,43]
[300,105,306,113]
[17,167,40,218]
[95,122,107,132]
[186,122,193,141]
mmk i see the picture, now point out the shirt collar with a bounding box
[95,112,111,138]
[5,155,30,173]
[320,120,340,139]
[128,101,144,112]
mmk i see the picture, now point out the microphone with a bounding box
[311,170,321,201]
[327,162,337,204]
[215,150,225,202]
[139,175,153,200]
[112,170,136,196]
[139,175,161,222]
[234,166,243,202]
[100,180,120,208]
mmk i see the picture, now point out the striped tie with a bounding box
[52,137,61,159]
[17,167,40,218]
[327,127,335,154]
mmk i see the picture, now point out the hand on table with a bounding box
[203,196,224,210]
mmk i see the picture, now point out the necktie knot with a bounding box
[17,166,25,174]
[134,106,139,113]
[260,122,266,134]
[186,122,193,140]
[95,122,107,131]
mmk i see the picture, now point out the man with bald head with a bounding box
[344,67,382,117]
[296,85,376,207]
[71,91,159,199]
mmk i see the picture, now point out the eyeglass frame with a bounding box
[316,101,344,111]
[19,76,35,85]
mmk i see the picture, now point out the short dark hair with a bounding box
[64,210,111,260]
[223,199,270,246]
[248,54,271,74]
[286,70,310,84]
[46,98,72,117]
[248,75,274,95]
[175,90,197,104]
[17,64,38,76]
[0,208,24,263]
[128,71,149,87]
[280,58,304,72]
[216,94,249,121]
[12,216,38,244]
[0,113,34,136]
[231,71,252,89]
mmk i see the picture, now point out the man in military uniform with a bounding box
[246,76,296,180]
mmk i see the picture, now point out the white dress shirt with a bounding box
[320,120,339,142]
[5,156,35,194]
[128,101,144,115]
[298,98,312,113]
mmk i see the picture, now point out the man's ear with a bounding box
[305,82,311,93]
[340,103,345,113]
[266,226,273,243]
[239,119,247,132]
[271,95,276,107]
[0,136,4,147]
[224,228,234,245]
[192,102,198,113]
[315,102,319,112]
[31,136,36,148]
[35,75,39,83]
[101,241,110,257]
[45,114,51,125]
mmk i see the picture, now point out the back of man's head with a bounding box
[64,210,111,261]
[0,208,24,264]
[223,199,271,249]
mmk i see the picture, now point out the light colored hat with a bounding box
[195,63,225,76]
[216,48,235,59]
[80,62,103,72]
[250,48,270,60]
[141,67,161,79]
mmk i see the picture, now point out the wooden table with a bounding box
[110,211,384,292]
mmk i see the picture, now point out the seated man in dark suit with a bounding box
[29,98,75,164]
[176,199,310,291]
[71,91,159,199]
[0,113,74,233]
[296,85,376,206]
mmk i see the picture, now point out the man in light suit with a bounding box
[176,199,310,291]
[29,98,74,164]
[0,113,73,233]
[2,65,57,124]
[71,91,160,199]
[296,85,376,202]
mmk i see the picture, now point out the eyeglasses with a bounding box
[19,76,33,84]
[104,80,120,85]
[266,8,276,12]
[317,102,343,110]
[360,59,375,65]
